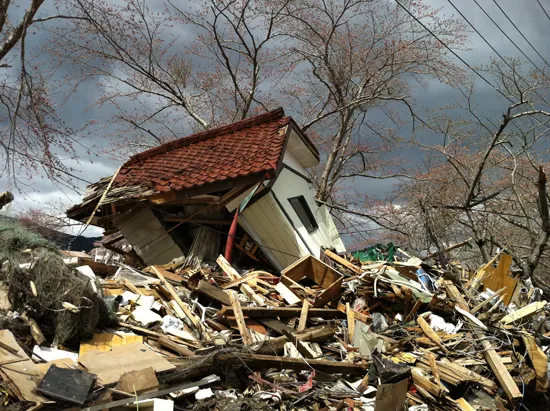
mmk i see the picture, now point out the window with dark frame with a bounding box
[288,196,318,232]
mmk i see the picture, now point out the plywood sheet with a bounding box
[79,332,143,356]
[78,343,175,385]
[0,330,46,402]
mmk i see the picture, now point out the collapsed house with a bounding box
[67,108,345,270]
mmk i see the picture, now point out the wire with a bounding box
[491,0,550,71]
[472,0,550,81]
[394,0,513,103]
[537,0,550,22]
[446,0,550,108]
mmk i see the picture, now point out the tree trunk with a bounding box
[316,110,351,202]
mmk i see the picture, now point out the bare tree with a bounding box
[49,0,291,159]
[282,0,468,203]
[379,60,550,292]
[0,0,88,188]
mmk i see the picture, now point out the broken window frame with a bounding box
[288,195,319,233]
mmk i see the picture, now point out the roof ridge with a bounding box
[126,107,286,165]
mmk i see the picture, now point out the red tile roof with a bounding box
[114,108,314,194]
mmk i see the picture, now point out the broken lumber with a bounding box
[220,306,345,319]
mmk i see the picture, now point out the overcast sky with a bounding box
[1,0,549,240]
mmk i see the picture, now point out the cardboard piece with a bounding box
[78,343,175,385]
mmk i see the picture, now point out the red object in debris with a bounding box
[225,209,239,264]
[299,370,316,393]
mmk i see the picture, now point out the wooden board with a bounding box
[281,254,343,307]
[0,330,46,402]
[78,343,175,385]
[79,332,143,356]
[228,291,252,345]
[36,358,78,374]
[275,282,301,305]
[500,301,547,325]
[216,254,241,280]
[149,265,184,284]
[324,250,362,274]
[197,280,231,306]
[116,367,159,394]
[297,300,310,332]
[221,306,345,319]
[482,253,517,305]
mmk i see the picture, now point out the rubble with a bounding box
[0,221,549,410]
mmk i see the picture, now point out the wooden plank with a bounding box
[197,280,231,306]
[240,284,267,306]
[500,301,547,325]
[456,398,476,411]
[411,368,445,398]
[220,353,367,374]
[443,280,470,311]
[151,266,200,328]
[297,300,310,332]
[0,330,46,402]
[427,353,443,390]
[523,335,549,392]
[221,271,260,289]
[476,335,522,400]
[337,303,369,324]
[259,318,295,335]
[346,302,355,342]
[216,255,241,280]
[324,249,362,274]
[116,367,159,394]
[482,253,517,305]
[158,337,195,357]
[78,343,175,385]
[149,265,184,283]
[221,306,345,319]
[256,325,336,354]
[315,276,342,307]
[275,282,301,305]
[417,317,449,354]
[449,282,522,402]
[228,291,252,345]
[122,279,145,296]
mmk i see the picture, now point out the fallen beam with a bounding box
[220,307,345,319]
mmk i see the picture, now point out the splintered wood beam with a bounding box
[228,291,252,345]
[216,255,241,281]
[221,272,259,289]
[417,317,449,354]
[158,337,195,357]
[444,281,522,401]
[346,303,355,342]
[220,353,367,374]
[197,280,232,306]
[324,250,362,274]
[151,267,200,329]
[221,307,345,319]
[297,300,310,332]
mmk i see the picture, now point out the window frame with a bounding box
[288,195,319,233]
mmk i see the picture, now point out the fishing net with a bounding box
[0,220,105,345]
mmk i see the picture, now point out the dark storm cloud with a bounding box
[4,0,550,237]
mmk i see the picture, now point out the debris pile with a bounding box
[0,223,549,410]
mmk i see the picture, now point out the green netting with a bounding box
[354,242,396,262]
